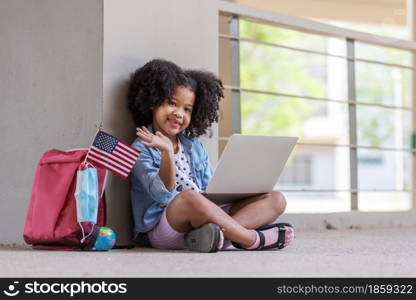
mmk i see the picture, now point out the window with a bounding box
[219,10,413,212]
[279,155,312,186]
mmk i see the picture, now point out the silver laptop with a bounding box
[202,134,298,205]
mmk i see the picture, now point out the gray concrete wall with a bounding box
[0,0,103,244]
[102,0,219,244]
[0,0,219,244]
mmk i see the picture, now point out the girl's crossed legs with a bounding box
[148,190,291,250]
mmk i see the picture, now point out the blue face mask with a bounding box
[74,167,99,242]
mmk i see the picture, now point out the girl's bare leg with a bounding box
[226,191,294,249]
[228,190,287,229]
[166,190,256,248]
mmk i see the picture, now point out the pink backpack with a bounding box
[23,149,107,250]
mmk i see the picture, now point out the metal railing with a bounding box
[218,1,416,210]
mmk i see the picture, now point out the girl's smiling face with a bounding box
[152,85,195,141]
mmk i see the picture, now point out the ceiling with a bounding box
[226,0,407,26]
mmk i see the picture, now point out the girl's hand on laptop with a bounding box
[136,126,174,154]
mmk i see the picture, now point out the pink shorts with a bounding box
[147,204,232,250]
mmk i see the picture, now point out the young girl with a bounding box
[128,59,294,252]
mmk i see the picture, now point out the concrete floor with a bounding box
[1,227,415,277]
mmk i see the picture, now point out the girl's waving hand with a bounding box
[136,126,174,154]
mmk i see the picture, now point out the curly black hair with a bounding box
[128,59,223,138]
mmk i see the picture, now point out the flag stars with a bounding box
[87,131,140,179]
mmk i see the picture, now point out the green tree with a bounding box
[239,20,326,137]
[239,19,410,148]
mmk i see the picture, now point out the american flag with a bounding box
[86,131,140,179]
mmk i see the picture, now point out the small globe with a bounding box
[92,227,116,251]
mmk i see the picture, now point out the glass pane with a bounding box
[240,41,348,101]
[359,192,411,211]
[358,149,410,190]
[356,105,411,149]
[241,92,349,145]
[276,144,350,191]
[284,192,350,213]
[239,19,347,56]
[355,42,411,67]
[356,61,411,107]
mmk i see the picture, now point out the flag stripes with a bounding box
[86,131,140,179]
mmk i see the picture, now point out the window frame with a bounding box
[218,2,416,211]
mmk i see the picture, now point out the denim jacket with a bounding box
[130,124,213,236]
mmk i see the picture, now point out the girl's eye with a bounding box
[185,108,192,113]
[168,101,176,106]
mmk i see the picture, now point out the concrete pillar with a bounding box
[0,0,103,244]
[0,0,219,244]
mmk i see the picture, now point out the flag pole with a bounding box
[82,121,103,167]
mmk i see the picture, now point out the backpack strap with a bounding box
[81,226,100,251]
